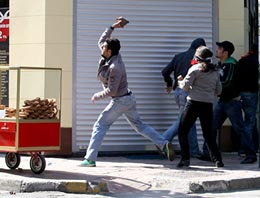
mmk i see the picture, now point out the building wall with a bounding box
[9,0,73,128]
[73,0,215,152]
[9,1,249,153]
[218,0,247,59]
[217,0,249,148]
[45,0,73,128]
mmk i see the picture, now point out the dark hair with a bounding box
[196,46,213,59]
[216,41,235,57]
[106,37,121,56]
[195,46,216,72]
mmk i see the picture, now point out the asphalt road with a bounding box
[1,189,260,198]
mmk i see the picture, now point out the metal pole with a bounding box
[257,71,260,168]
[258,62,260,167]
[257,0,260,168]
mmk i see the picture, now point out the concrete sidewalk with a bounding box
[0,153,259,195]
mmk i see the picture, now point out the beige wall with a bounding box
[10,0,73,127]
[218,0,248,126]
[218,0,247,59]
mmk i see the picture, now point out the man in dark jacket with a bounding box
[161,38,206,157]
[213,41,256,164]
[239,43,259,152]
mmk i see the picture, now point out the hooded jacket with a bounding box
[161,38,206,90]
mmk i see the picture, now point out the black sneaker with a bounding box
[177,160,190,168]
[198,154,211,162]
[215,160,224,168]
[240,157,257,164]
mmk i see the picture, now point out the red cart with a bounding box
[0,67,62,174]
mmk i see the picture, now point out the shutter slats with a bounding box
[74,0,212,152]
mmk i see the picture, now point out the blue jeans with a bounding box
[212,99,256,158]
[240,92,258,151]
[162,88,201,156]
[85,93,168,161]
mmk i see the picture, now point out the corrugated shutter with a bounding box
[73,0,213,152]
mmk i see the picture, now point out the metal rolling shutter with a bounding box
[73,0,213,152]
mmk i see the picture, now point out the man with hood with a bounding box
[161,38,206,158]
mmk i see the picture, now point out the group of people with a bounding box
[80,17,258,168]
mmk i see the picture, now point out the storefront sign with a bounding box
[0,8,9,106]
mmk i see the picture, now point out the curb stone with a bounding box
[190,177,260,193]
[190,180,229,193]
[24,180,109,194]
[0,178,21,192]
[0,177,109,194]
[56,181,88,193]
[21,180,56,192]
[56,181,109,194]
[87,181,109,193]
[229,177,260,191]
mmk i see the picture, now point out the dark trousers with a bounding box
[213,100,256,158]
[178,100,222,161]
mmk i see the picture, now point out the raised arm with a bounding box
[98,17,128,50]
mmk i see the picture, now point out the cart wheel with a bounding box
[30,153,46,174]
[5,152,21,169]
